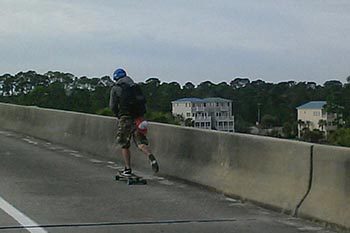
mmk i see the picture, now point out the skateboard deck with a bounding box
[115,172,147,185]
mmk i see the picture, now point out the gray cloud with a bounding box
[0,0,349,85]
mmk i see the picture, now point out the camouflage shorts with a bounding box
[116,116,148,149]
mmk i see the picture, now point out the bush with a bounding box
[96,108,114,116]
[301,129,324,143]
[282,122,297,138]
[144,112,179,125]
[328,128,350,147]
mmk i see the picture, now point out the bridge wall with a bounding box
[298,144,350,228]
[1,103,349,229]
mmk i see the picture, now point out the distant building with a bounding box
[171,97,235,132]
[296,101,340,138]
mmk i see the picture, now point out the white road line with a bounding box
[107,165,123,170]
[158,180,174,186]
[0,196,47,233]
[62,149,78,153]
[89,159,103,163]
[70,153,83,158]
[22,138,38,145]
[0,131,13,137]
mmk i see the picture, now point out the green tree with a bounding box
[318,119,327,131]
[260,114,278,128]
[2,74,15,96]
[302,129,324,143]
[144,111,178,124]
[230,77,250,89]
[24,86,49,106]
[195,81,216,98]
[68,88,92,113]
[183,82,195,90]
[328,128,350,147]
[282,122,297,138]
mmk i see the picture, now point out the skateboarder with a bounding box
[109,68,159,176]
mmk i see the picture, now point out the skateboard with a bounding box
[115,172,147,185]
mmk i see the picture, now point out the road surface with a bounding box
[0,130,345,233]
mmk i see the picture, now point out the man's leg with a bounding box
[122,148,131,169]
[135,131,159,173]
[116,116,133,175]
[137,143,152,157]
[137,144,159,173]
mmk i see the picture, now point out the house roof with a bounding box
[296,101,326,109]
[172,97,232,103]
[203,97,231,103]
[171,98,204,103]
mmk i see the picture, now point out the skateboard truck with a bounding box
[115,173,147,185]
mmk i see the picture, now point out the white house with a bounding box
[171,97,235,132]
[296,101,339,138]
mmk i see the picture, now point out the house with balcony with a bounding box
[171,97,235,132]
[296,101,341,138]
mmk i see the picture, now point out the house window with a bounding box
[313,111,320,117]
[186,113,191,117]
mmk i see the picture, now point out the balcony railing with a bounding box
[192,107,205,112]
[219,106,229,111]
[194,116,212,122]
[192,106,231,112]
[215,116,234,121]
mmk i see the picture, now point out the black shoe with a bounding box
[150,160,159,173]
[119,168,132,176]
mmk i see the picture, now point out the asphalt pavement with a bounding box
[0,129,346,233]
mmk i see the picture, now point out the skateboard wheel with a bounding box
[115,175,120,181]
[141,180,147,185]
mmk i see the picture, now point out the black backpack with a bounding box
[118,83,146,118]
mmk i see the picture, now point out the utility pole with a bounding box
[257,103,261,126]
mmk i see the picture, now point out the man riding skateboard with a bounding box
[109,68,159,176]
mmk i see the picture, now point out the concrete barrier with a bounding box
[0,103,312,213]
[0,103,117,159]
[145,123,312,214]
[298,144,350,229]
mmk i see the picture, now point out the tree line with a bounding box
[1,71,350,146]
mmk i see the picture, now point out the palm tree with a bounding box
[297,120,305,138]
[318,119,327,131]
[318,119,328,139]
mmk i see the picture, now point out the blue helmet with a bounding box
[113,68,127,81]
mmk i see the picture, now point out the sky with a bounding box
[1,0,349,85]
